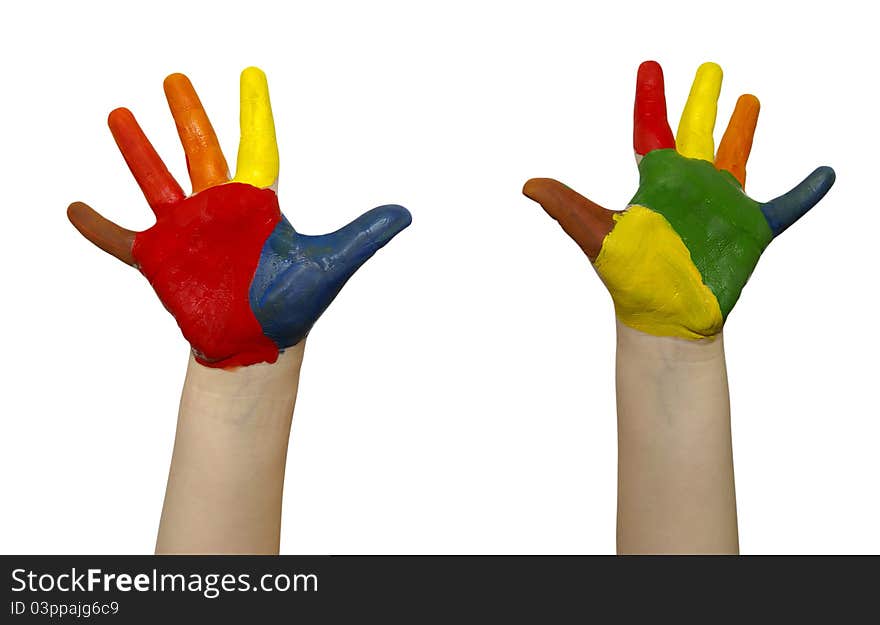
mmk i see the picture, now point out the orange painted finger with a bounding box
[715,94,760,188]
[67,201,137,265]
[163,73,229,193]
[108,108,184,213]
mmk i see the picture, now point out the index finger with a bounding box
[233,67,279,189]
[634,61,675,158]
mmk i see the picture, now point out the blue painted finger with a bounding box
[248,205,412,349]
[322,204,413,273]
[760,166,835,237]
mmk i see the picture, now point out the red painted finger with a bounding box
[634,60,675,157]
[108,108,185,213]
[523,178,615,260]
[67,201,137,266]
[715,94,760,188]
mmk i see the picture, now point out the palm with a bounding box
[524,61,834,339]
[627,148,770,318]
[131,183,282,363]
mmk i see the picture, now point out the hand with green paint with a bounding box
[523,61,835,339]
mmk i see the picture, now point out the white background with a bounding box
[0,0,875,554]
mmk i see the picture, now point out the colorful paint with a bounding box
[249,206,412,349]
[233,67,279,189]
[633,60,674,157]
[594,205,724,339]
[68,68,411,367]
[524,60,835,339]
[628,148,771,320]
[675,62,722,162]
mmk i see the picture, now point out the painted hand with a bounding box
[69,68,411,367]
[523,61,834,339]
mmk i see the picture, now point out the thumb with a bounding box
[324,204,412,273]
[523,178,615,260]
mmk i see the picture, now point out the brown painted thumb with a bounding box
[522,178,615,260]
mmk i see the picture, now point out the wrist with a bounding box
[175,340,305,458]
[615,318,731,434]
[615,319,724,365]
[183,340,306,403]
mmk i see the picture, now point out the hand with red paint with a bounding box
[69,67,411,368]
[68,68,411,554]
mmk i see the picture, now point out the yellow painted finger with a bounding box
[233,67,279,188]
[676,62,723,162]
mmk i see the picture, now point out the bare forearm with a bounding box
[156,342,305,554]
[615,321,738,554]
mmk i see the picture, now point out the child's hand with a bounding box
[524,61,834,339]
[69,68,411,367]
